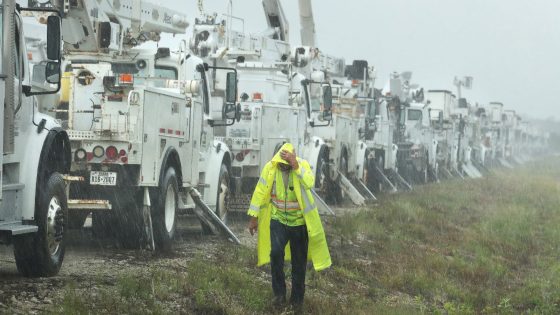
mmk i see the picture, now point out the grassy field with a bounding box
[47,159,560,314]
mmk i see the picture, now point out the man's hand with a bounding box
[248,217,258,236]
[280,150,299,170]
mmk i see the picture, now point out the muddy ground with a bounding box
[0,212,262,314]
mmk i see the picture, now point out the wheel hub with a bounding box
[218,178,230,221]
[164,185,176,233]
[46,196,63,256]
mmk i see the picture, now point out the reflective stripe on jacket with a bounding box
[271,171,305,226]
[247,143,332,271]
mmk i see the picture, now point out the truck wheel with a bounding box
[113,193,144,249]
[153,167,178,251]
[201,164,230,234]
[216,164,230,223]
[335,154,348,203]
[366,154,385,193]
[315,148,327,191]
[13,173,67,277]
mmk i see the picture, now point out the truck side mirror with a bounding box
[322,85,333,121]
[45,61,60,84]
[223,71,238,121]
[226,72,237,104]
[323,85,333,111]
[46,15,61,61]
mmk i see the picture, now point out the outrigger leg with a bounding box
[189,188,241,245]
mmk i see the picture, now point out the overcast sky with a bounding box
[158,0,559,120]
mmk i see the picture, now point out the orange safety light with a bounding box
[252,92,263,101]
[351,79,360,87]
[119,73,134,85]
[27,52,33,61]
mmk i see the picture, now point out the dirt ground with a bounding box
[0,213,259,314]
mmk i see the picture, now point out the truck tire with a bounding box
[315,146,328,191]
[91,190,143,249]
[201,164,230,234]
[152,167,178,251]
[112,193,144,249]
[335,154,349,203]
[216,164,230,223]
[13,172,67,277]
[366,152,384,194]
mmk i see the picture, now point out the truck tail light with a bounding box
[93,146,105,158]
[75,149,87,162]
[235,152,245,162]
[106,146,118,160]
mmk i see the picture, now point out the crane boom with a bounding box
[45,0,188,53]
[298,0,316,47]
[262,0,289,42]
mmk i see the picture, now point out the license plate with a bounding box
[90,171,117,186]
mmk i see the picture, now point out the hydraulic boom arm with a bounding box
[42,0,189,53]
[298,0,316,47]
[262,0,289,42]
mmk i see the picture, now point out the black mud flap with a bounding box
[189,189,241,245]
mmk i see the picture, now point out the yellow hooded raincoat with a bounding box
[247,143,332,271]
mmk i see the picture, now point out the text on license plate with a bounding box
[90,171,117,186]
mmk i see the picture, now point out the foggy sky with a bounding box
[158,0,560,120]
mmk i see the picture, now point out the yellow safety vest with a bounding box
[271,171,305,226]
[247,143,332,271]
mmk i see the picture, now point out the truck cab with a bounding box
[0,1,71,277]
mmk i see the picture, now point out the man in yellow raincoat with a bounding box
[247,143,331,309]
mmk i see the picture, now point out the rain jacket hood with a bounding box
[247,143,332,271]
[271,143,294,166]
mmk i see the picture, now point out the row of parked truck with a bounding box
[0,0,551,277]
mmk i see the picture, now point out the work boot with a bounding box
[290,302,304,315]
[272,295,286,309]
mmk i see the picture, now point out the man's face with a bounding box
[278,163,292,172]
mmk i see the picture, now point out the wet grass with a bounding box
[46,159,560,314]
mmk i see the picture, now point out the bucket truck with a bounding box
[449,77,483,178]
[0,1,72,276]
[484,102,512,167]
[290,0,376,205]
[502,109,519,165]
[190,1,338,215]
[30,0,240,249]
[380,72,436,185]
[425,90,464,178]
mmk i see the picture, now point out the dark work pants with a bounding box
[270,219,309,305]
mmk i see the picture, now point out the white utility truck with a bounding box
[381,72,436,184]
[0,0,71,276]
[426,90,462,178]
[31,0,240,249]
[291,0,376,205]
[362,72,419,191]
[190,1,318,213]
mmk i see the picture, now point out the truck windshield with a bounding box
[308,83,322,111]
